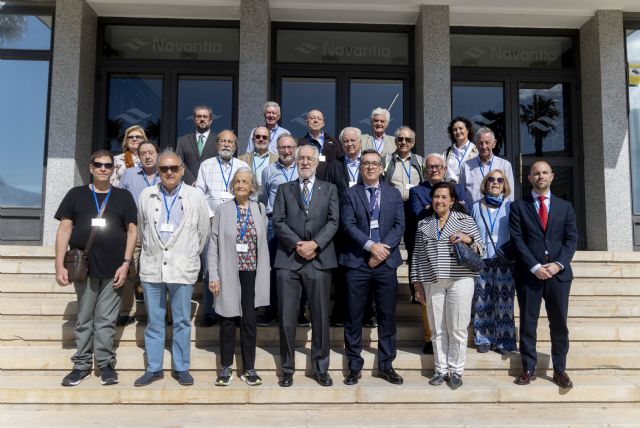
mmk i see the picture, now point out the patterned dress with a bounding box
[236,207,258,271]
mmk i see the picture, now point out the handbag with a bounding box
[452,240,485,272]
[63,193,109,283]
[479,204,515,267]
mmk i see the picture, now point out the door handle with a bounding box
[519,153,523,184]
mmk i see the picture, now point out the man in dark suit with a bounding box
[509,160,577,388]
[298,109,342,180]
[339,148,405,386]
[176,105,218,185]
[272,144,340,387]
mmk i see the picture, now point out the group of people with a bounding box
[54,102,577,392]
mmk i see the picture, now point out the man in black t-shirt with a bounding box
[54,150,138,387]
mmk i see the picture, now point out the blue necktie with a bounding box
[368,187,380,243]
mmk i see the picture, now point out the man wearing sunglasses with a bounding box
[459,127,515,204]
[135,150,210,387]
[54,150,138,387]
[239,126,278,186]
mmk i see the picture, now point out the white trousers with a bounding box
[426,277,474,375]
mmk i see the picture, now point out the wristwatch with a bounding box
[123,258,132,264]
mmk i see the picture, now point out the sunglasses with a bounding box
[92,162,114,169]
[254,134,269,140]
[158,165,182,173]
[396,137,413,143]
[487,176,504,183]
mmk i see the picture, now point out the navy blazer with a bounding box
[339,182,405,269]
[509,193,577,282]
[408,180,472,221]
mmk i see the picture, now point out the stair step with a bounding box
[1,372,638,405]
[2,343,638,373]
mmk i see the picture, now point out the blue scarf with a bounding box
[484,194,504,208]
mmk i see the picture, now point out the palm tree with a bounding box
[519,94,560,157]
[0,15,26,47]
[474,110,506,155]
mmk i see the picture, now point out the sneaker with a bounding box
[215,366,233,386]
[447,373,463,389]
[61,368,91,387]
[428,372,448,386]
[172,370,194,386]
[134,370,164,387]
[241,369,263,386]
[477,344,490,353]
[116,315,135,326]
[100,365,119,385]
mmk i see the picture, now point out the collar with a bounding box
[196,130,210,139]
[218,156,234,166]
[253,151,270,159]
[479,155,494,165]
[160,183,182,197]
[453,141,471,154]
[532,190,551,200]
[299,175,316,186]
[267,124,278,133]
[364,181,380,191]
[346,156,360,165]
[307,131,323,141]
[137,166,157,175]
[278,160,295,170]
[394,152,412,162]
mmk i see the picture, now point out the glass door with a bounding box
[279,76,337,138]
[349,79,405,135]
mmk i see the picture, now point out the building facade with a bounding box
[1,0,639,250]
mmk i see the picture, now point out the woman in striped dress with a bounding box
[411,181,484,389]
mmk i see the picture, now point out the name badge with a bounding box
[91,218,106,227]
[220,191,234,201]
[160,223,175,233]
[404,183,415,190]
[319,155,326,162]
[349,181,357,188]
[236,243,249,253]
[370,220,379,229]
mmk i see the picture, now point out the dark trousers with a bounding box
[344,263,398,371]
[219,271,258,370]
[331,265,376,323]
[515,275,571,373]
[277,264,331,375]
[403,200,417,296]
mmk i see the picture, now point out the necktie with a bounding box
[368,187,381,243]
[197,134,205,156]
[302,179,310,210]
[538,195,548,231]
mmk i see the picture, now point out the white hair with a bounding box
[295,144,319,162]
[371,107,390,122]
[425,153,446,164]
[338,127,362,143]
[263,101,281,115]
[475,126,496,142]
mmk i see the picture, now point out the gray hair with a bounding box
[295,144,319,162]
[276,133,297,146]
[229,167,260,198]
[263,101,281,115]
[371,107,390,122]
[475,126,495,142]
[192,105,213,118]
[394,126,416,140]
[338,126,362,143]
[425,153,446,165]
[156,148,184,166]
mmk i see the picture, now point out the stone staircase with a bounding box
[1,245,640,427]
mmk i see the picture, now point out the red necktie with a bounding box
[538,195,548,231]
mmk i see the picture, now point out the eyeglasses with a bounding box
[254,134,269,140]
[487,176,504,184]
[92,162,114,169]
[278,145,296,151]
[361,161,382,168]
[127,135,144,140]
[195,114,210,119]
[426,165,445,172]
[158,165,182,174]
[396,137,413,143]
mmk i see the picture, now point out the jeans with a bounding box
[142,282,193,372]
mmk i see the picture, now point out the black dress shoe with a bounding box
[553,371,573,389]
[116,315,135,326]
[315,372,333,387]
[379,368,403,385]
[330,318,345,327]
[515,370,536,385]
[256,314,276,327]
[364,317,378,328]
[278,373,293,387]
[422,341,434,355]
[343,370,361,385]
[198,316,217,327]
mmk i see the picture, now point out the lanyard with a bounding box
[484,203,502,236]
[217,157,233,191]
[279,163,296,182]
[236,204,251,241]
[368,187,379,216]
[436,214,450,241]
[91,184,111,216]
[302,182,313,209]
[346,158,359,182]
[374,137,384,153]
[161,184,181,223]
[400,158,412,182]
[454,143,470,171]
[142,172,158,187]
[252,154,268,174]
[478,157,494,177]
[269,125,278,145]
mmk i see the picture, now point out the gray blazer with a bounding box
[176,132,218,185]
[207,199,270,318]
[272,178,339,270]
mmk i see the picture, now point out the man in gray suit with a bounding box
[272,144,339,388]
[176,105,218,185]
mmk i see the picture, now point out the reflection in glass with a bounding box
[521,166,573,206]
[452,82,505,155]
[350,79,404,136]
[176,76,233,141]
[627,29,640,214]
[106,74,162,153]
[0,15,52,50]
[519,83,571,157]
[0,60,49,208]
[281,77,336,138]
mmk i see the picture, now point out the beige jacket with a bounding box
[137,183,210,284]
